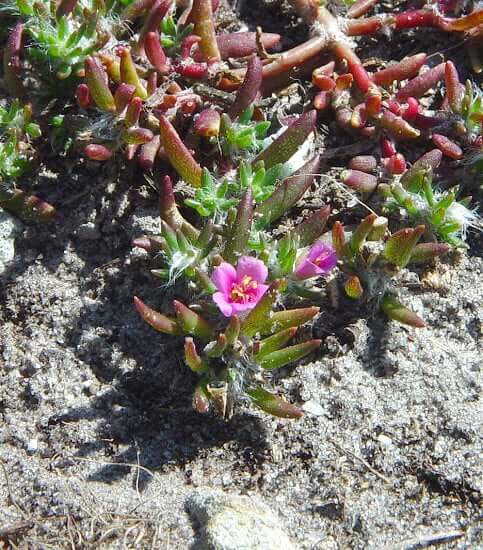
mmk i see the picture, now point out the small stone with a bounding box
[127,208,160,239]
[186,489,299,550]
[302,399,325,416]
[81,380,94,395]
[0,209,22,275]
[27,438,38,453]
[377,434,393,447]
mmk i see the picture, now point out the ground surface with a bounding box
[0,1,482,549]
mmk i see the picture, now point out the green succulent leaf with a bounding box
[277,233,298,275]
[220,110,270,157]
[184,169,238,217]
[259,339,321,370]
[160,15,193,56]
[247,387,303,419]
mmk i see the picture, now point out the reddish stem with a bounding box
[331,42,372,93]
[345,16,384,36]
[394,10,438,29]
[263,36,327,83]
[213,32,281,60]
[288,0,320,24]
[439,10,483,31]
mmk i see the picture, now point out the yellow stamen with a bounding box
[229,275,258,303]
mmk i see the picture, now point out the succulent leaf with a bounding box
[174,300,214,340]
[380,294,425,328]
[255,156,320,228]
[254,327,298,360]
[240,280,285,338]
[247,387,303,419]
[383,225,425,268]
[134,296,181,335]
[259,340,321,370]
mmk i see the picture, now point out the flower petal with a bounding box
[307,241,330,261]
[317,247,337,271]
[236,256,268,284]
[296,242,337,279]
[213,292,234,317]
[294,259,323,280]
[252,283,269,301]
[212,262,237,293]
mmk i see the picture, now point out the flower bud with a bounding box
[194,109,220,137]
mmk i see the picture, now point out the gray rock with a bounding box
[126,207,160,238]
[186,489,299,550]
[0,209,22,275]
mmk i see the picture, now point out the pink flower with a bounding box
[212,256,269,317]
[294,242,337,280]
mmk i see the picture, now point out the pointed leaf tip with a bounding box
[134,296,181,335]
[384,225,425,268]
[184,337,208,372]
[254,110,317,169]
[247,387,303,419]
[380,294,426,328]
[173,300,214,339]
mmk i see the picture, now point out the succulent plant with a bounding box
[331,213,450,327]
[2,0,123,96]
[343,149,481,247]
[0,100,40,178]
[159,13,194,57]
[132,111,335,417]
[0,100,57,221]
[134,268,321,419]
